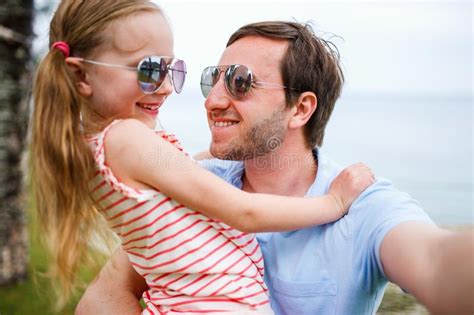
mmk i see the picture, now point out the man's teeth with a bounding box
[214,121,238,127]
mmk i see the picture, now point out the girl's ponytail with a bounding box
[31,46,103,308]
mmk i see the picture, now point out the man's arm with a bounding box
[380,222,474,314]
[75,249,147,315]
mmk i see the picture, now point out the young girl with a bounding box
[31,1,374,314]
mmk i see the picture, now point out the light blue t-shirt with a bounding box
[200,150,434,315]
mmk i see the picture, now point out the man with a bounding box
[76,21,473,314]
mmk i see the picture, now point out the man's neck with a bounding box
[242,148,317,197]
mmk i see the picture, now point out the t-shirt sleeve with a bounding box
[90,119,159,202]
[350,177,435,293]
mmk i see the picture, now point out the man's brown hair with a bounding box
[227,21,344,148]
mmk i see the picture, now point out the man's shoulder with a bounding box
[353,177,420,212]
[342,176,435,246]
[316,152,429,223]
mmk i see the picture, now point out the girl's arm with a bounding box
[105,119,374,233]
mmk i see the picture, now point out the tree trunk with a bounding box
[0,0,33,285]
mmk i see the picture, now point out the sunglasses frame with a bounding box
[200,64,291,99]
[80,56,187,94]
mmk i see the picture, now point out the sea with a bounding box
[158,90,473,226]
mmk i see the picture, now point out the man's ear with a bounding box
[65,57,92,97]
[288,92,317,129]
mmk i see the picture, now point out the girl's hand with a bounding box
[328,163,375,216]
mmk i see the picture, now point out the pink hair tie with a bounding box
[51,41,70,58]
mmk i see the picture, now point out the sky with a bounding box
[154,0,472,97]
[35,0,472,97]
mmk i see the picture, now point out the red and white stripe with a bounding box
[88,121,272,314]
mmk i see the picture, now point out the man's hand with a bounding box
[75,250,147,315]
[329,162,375,215]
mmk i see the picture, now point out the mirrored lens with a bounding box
[138,57,166,93]
[200,66,217,97]
[211,67,221,85]
[227,65,252,98]
[171,59,186,94]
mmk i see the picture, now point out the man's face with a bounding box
[204,36,290,160]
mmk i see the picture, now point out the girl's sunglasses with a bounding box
[80,56,187,94]
[200,64,292,99]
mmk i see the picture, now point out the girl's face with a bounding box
[82,10,175,129]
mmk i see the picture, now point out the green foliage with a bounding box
[377,283,429,315]
[0,206,101,315]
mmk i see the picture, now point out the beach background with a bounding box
[0,0,470,314]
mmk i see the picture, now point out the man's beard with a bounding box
[211,110,286,161]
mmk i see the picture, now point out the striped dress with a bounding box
[88,121,273,315]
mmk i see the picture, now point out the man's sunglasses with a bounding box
[80,56,187,94]
[200,64,293,99]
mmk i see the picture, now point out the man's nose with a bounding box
[204,76,232,112]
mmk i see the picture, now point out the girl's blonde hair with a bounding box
[31,0,161,308]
